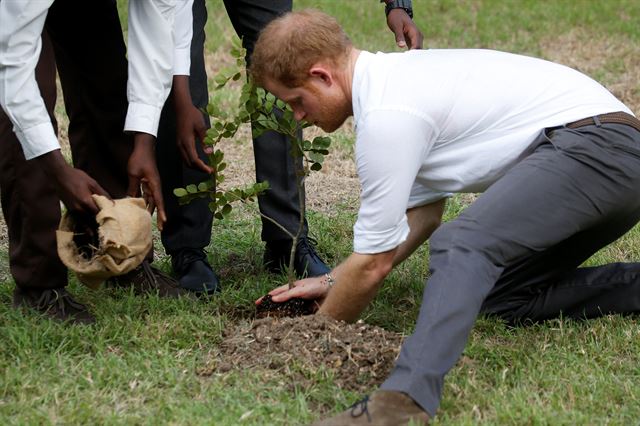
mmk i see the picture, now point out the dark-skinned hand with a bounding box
[127,132,167,230]
[36,149,110,215]
[386,8,424,50]
[176,102,213,174]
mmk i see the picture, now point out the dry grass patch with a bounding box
[540,29,640,115]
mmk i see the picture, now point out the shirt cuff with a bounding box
[124,102,162,136]
[16,122,60,160]
[173,47,191,76]
[353,216,410,254]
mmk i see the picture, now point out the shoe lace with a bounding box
[349,395,372,422]
[141,260,159,287]
[296,236,323,261]
[174,248,207,271]
[35,289,84,315]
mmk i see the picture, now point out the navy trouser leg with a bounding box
[156,0,213,254]
[382,123,640,416]
[223,0,308,241]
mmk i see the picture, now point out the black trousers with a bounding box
[157,0,306,255]
[0,0,131,290]
[382,122,640,416]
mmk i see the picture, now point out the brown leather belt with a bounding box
[565,111,640,133]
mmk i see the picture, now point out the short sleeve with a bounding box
[353,108,437,253]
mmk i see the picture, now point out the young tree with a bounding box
[174,39,331,289]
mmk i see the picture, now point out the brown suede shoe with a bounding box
[311,391,429,426]
[107,260,190,298]
[13,287,96,325]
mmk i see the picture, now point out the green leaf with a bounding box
[221,203,233,217]
[218,162,227,172]
[186,184,198,194]
[197,182,209,192]
[173,188,188,197]
[311,162,322,171]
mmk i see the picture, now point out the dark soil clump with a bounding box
[70,213,100,260]
[255,294,316,318]
[211,315,404,393]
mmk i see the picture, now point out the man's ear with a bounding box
[308,65,333,87]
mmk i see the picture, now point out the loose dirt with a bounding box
[208,314,404,393]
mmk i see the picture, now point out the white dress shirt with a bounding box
[0,0,193,160]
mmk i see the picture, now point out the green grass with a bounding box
[2,1,640,424]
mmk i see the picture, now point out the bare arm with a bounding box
[261,199,446,322]
[393,198,446,266]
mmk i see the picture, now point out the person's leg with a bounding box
[155,0,218,294]
[45,0,184,298]
[223,0,329,277]
[0,32,94,324]
[381,123,640,416]
[482,212,640,323]
[0,33,65,292]
[45,0,131,197]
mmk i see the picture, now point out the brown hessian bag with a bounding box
[56,195,152,288]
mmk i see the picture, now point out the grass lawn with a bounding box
[1,1,640,424]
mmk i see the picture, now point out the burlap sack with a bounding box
[56,195,152,288]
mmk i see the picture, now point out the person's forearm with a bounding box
[318,251,395,322]
[171,75,192,111]
[35,149,70,178]
[393,199,446,266]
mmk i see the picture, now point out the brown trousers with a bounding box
[0,0,132,290]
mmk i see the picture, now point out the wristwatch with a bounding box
[381,0,414,19]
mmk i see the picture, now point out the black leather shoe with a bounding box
[107,260,191,298]
[264,237,330,278]
[13,287,96,325]
[171,248,220,295]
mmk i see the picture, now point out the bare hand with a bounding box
[127,133,166,230]
[176,103,212,174]
[387,8,423,49]
[36,149,110,214]
[255,275,330,305]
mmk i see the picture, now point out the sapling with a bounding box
[174,38,331,298]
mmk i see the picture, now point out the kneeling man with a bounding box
[251,9,640,425]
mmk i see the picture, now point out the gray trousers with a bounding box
[381,122,640,416]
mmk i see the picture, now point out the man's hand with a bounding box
[173,75,213,174]
[127,133,166,229]
[36,149,110,214]
[387,8,423,49]
[255,275,330,307]
[176,103,212,174]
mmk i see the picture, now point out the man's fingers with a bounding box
[127,177,141,198]
[268,283,293,297]
[196,124,207,142]
[407,27,424,49]
[194,158,214,174]
[146,177,166,231]
[394,30,407,49]
[178,143,193,169]
[271,284,320,302]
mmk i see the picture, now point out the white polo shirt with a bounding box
[351,49,632,254]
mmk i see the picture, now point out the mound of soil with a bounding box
[211,315,404,393]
